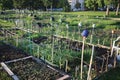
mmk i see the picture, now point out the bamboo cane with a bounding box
[16,35,18,47]
[87,45,94,80]
[75,66,79,77]
[105,53,109,71]
[114,49,119,68]
[90,35,93,44]
[59,57,62,69]
[98,39,100,45]
[65,60,68,72]
[81,29,89,79]
[101,56,105,73]
[51,37,54,63]
[37,45,40,58]
[81,37,85,79]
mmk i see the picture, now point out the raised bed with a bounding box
[0,42,28,62]
[31,35,115,79]
[5,57,70,80]
[0,42,70,80]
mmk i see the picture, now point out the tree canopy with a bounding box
[75,0,81,9]
[0,0,57,10]
[0,0,119,14]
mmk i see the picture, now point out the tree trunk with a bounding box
[106,5,109,16]
[116,2,120,15]
[93,7,96,11]
[51,5,53,12]
[46,6,47,11]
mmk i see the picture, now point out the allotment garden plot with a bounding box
[0,10,120,80]
[0,42,70,80]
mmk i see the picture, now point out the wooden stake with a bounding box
[102,39,105,45]
[65,60,68,72]
[37,45,40,58]
[98,39,100,44]
[111,33,113,49]
[75,66,79,77]
[101,56,105,73]
[78,27,81,40]
[90,35,93,43]
[66,26,69,38]
[105,53,109,71]
[51,37,54,63]
[114,49,118,68]
[87,45,94,80]
[59,57,62,69]
[81,37,85,79]
[16,35,18,47]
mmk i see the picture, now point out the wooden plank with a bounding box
[1,62,14,76]
[96,56,103,60]
[53,35,110,49]
[32,57,71,77]
[57,75,69,80]
[16,27,38,33]
[5,56,33,64]
[12,75,19,80]
[1,62,19,80]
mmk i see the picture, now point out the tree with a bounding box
[58,0,71,12]
[12,0,24,9]
[0,0,13,10]
[42,0,51,11]
[75,0,81,9]
[63,0,71,12]
[0,0,4,10]
[116,0,120,15]
[85,0,98,11]
[20,0,44,10]
[0,0,71,11]
[34,0,44,10]
[97,0,105,8]
[49,0,53,11]
[52,0,59,8]
[104,0,113,15]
